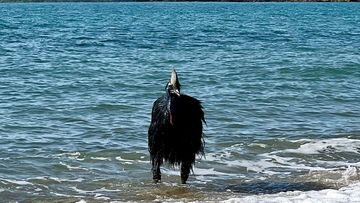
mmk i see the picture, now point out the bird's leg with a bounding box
[152,155,162,183]
[180,161,192,184]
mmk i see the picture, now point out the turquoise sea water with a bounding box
[1,2,360,202]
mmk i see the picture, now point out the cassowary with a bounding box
[148,69,205,184]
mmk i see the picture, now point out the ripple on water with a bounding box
[0,2,360,202]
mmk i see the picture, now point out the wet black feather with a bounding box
[148,93,205,166]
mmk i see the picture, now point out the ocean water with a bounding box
[1,2,360,202]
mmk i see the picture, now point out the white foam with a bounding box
[0,178,33,185]
[70,186,95,195]
[305,166,360,187]
[205,138,360,177]
[53,177,85,183]
[59,162,89,171]
[221,183,360,203]
[115,156,134,165]
[60,151,85,161]
[283,138,360,155]
[249,143,268,148]
[210,154,329,176]
[31,176,84,183]
[206,151,232,162]
[193,167,230,176]
[90,157,111,161]
[115,156,149,164]
[137,160,150,163]
[69,152,81,156]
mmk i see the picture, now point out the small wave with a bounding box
[59,162,89,171]
[207,137,360,176]
[30,176,85,183]
[115,156,135,165]
[0,178,33,186]
[303,166,360,188]
[221,182,360,203]
[115,156,150,165]
[90,157,111,161]
[59,151,85,161]
[283,138,360,155]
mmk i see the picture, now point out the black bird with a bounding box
[148,69,205,184]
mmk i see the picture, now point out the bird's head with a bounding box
[166,69,181,97]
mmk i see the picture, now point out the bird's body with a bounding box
[148,70,205,184]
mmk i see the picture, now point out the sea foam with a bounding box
[221,183,360,203]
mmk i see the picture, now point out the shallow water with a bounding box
[0,2,360,202]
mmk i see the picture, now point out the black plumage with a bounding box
[148,69,205,184]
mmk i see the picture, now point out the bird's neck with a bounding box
[166,93,177,125]
[166,93,174,111]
